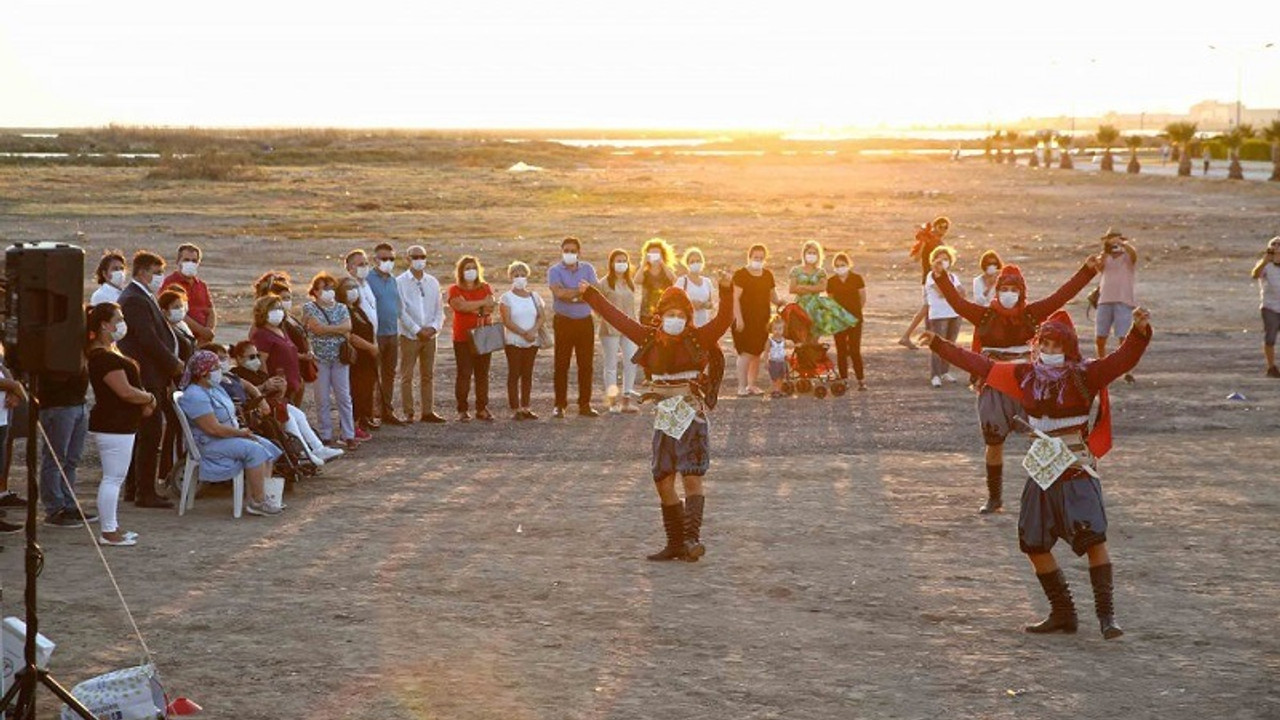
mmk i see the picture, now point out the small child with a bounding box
[767,316,789,398]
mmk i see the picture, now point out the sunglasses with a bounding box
[243,354,261,361]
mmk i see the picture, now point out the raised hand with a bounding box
[1132,306,1151,333]
[917,330,938,347]
[1085,253,1103,271]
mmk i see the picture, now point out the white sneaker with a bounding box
[317,447,344,461]
[943,372,957,384]
[930,376,943,388]
[609,404,621,414]
[245,499,283,516]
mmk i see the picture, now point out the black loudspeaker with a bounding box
[3,242,85,375]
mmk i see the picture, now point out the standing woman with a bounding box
[337,277,380,434]
[499,261,546,420]
[923,245,963,388]
[1252,236,1280,377]
[302,272,358,451]
[732,244,783,396]
[271,281,317,406]
[899,216,951,348]
[85,303,155,546]
[675,247,715,328]
[579,274,734,561]
[973,250,1004,307]
[90,251,127,306]
[788,240,858,338]
[157,286,195,483]
[447,256,497,422]
[635,237,677,325]
[827,252,867,390]
[598,249,639,414]
[250,295,304,409]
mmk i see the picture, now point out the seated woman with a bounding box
[176,351,284,516]
[230,340,340,465]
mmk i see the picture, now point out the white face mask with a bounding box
[1039,353,1066,367]
[168,307,186,323]
[804,253,819,265]
[463,268,478,282]
[985,265,999,276]
[319,289,336,303]
[688,262,703,273]
[378,260,395,274]
[280,300,292,311]
[661,316,687,336]
[180,261,198,277]
[749,259,764,271]
[109,322,128,342]
[267,309,285,326]
[940,260,951,270]
[219,360,233,373]
[109,269,126,287]
[998,290,1020,308]
[355,265,370,280]
[411,259,427,272]
[208,370,224,386]
[834,265,849,277]
[613,261,629,273]
[243,357,262,372]
[563,252,578,265]
[346,288,361,303]
[148,275,164,294]
[512,276,528,290]
[648,251,662,264]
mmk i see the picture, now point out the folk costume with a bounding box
[928,310,1149,639]
[582,282,733,562]
[933,262,1097,512]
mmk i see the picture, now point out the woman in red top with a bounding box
[921,307,1151,640]
[249,295,303,403]
[447,256,497,422]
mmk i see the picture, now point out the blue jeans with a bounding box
[39,404,87,516]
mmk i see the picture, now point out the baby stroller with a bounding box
[779,303,847,398]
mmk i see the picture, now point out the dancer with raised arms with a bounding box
[579,272,733,562]
[919,306,1152,639]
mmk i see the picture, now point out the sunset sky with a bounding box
[2,0,1277,130]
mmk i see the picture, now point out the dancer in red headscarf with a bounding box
[920,307,1151,639]
[930,253,1101,513]
[898,216,951,348]
[580,274,733,562]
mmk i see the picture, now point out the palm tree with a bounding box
[1005,130,1020,165]
[1263,120,1280,181]
[1125,135,1143,174]
[1097,125,1119,172]
[1227,123,1255,180]
[1165,122,1198,176]
[1027,134,1041,167]
[1041,130,1055,166]
[985,131,1000,162]
[1057,134,1074,169]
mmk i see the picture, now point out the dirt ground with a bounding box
[0,156,1278,719]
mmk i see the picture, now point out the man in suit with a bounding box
[117,250,180,509]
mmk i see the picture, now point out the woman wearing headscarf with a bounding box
[176,350,284,516]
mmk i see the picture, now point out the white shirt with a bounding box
[676,274,714,327]
[924,272,960,320]
[768,336,787,362]
[500,291,540,348]
[90,283,122,306]
[972,275,996,307]
[355,277,377,320]
[395,270,444,339]
[1261,263,1280,313]
[0,364,9,426]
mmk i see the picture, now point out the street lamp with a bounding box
[1208,43,1276,128]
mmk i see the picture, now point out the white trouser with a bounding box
[284,404,324,456]
[92,432,135,533]
[600,334,638,398]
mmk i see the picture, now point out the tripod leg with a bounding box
[40,670,100,720]
[0,669,24,709]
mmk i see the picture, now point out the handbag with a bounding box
[469,314,506,356]
[317,304,355,365]
[533,293,552,348]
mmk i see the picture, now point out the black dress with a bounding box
[731,268,775,356]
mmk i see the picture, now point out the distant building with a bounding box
[1010,101,1280,135]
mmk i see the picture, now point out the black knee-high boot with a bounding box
[1025,569,1078,634]
[1090,563,1124,639]
[647,503,686,561]
[980,463,1003,514]
[683,495,705,562]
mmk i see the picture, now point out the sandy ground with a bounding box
[0,156,1278,719]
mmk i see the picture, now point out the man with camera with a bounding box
[1094,229,1139,382]
[1251,236,1280,378]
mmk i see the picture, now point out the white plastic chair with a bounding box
[172,390,245,518]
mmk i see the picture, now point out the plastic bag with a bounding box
[62,663,166,720]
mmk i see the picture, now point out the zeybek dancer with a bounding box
[580,274,733,562]
[930,254,1101,513]
[920,306,1151,639]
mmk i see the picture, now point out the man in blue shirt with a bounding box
[547,237,600,418]
[367,242,406,424]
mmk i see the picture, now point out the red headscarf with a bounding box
[180,350,221,390]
